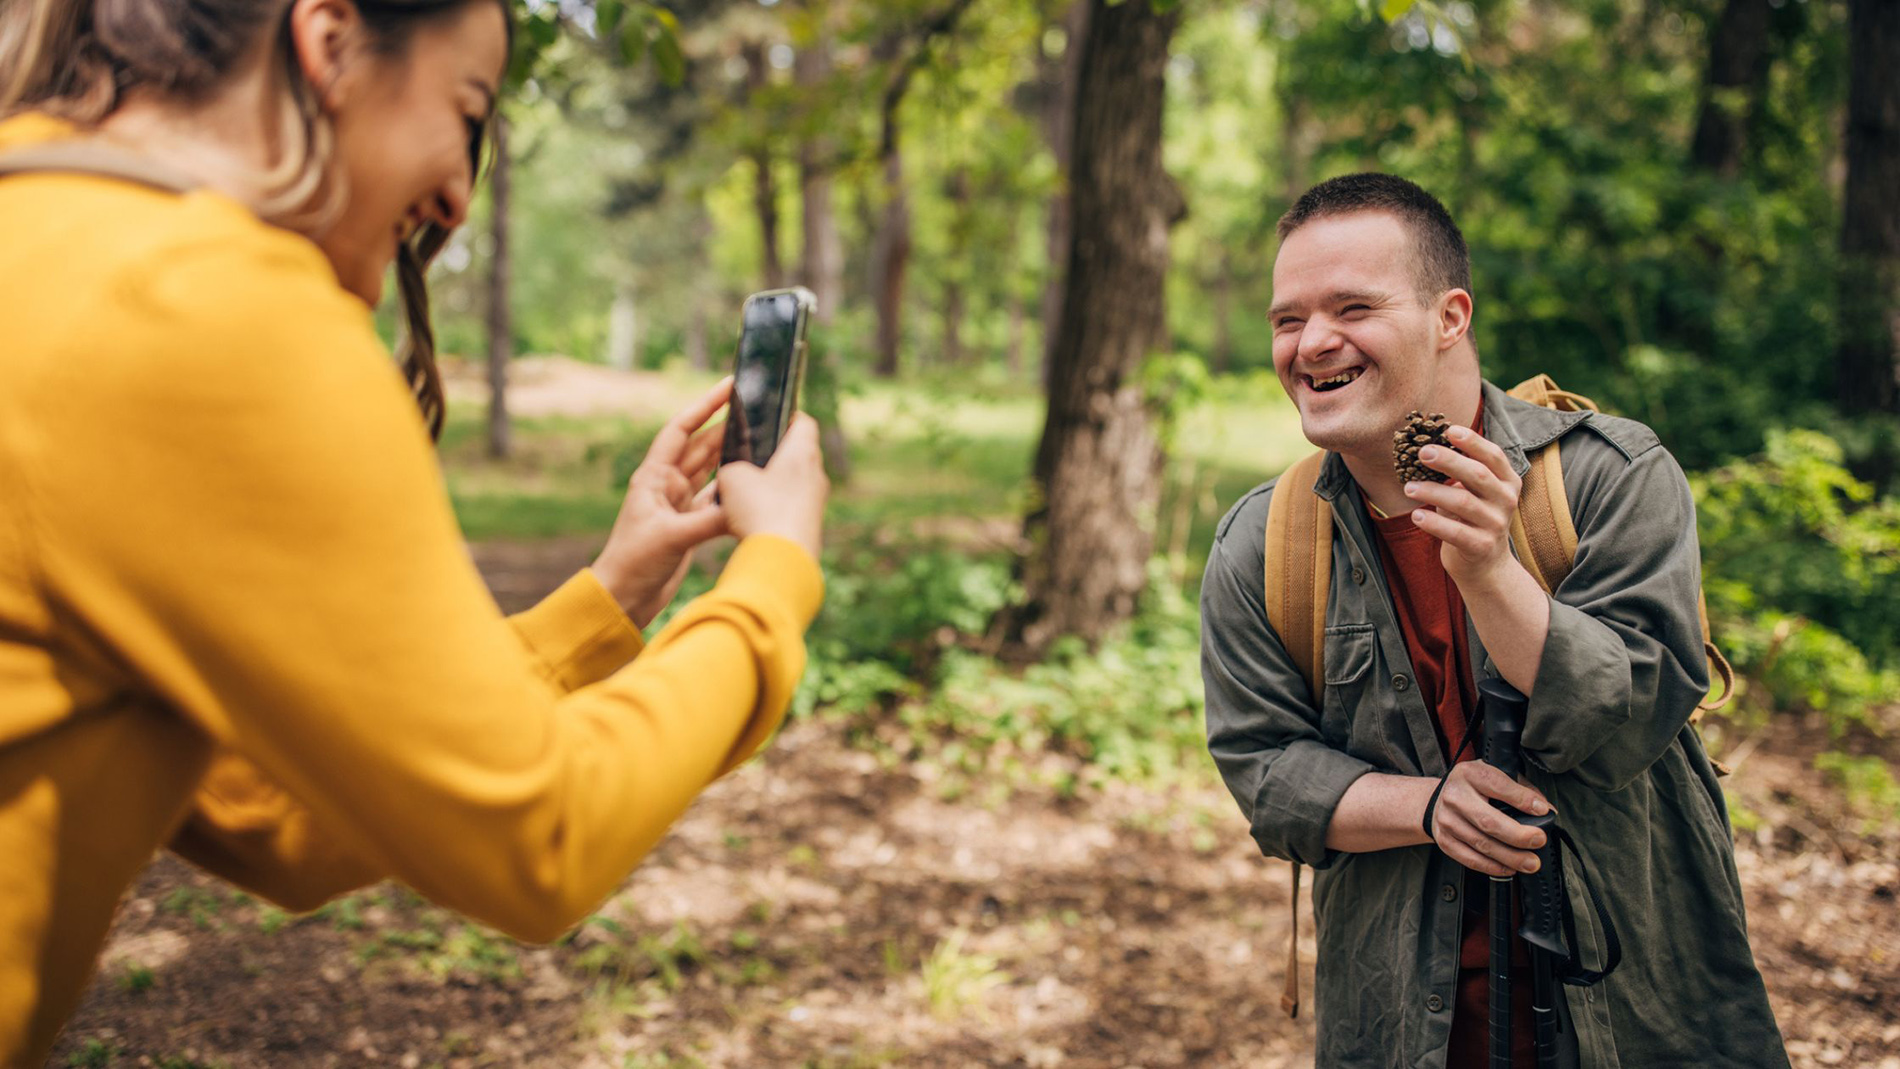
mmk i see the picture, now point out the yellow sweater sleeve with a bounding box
[168,571,651,911]
[27,228,821,943]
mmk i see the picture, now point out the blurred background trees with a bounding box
[415,0,1897,759]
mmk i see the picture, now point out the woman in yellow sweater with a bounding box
[0,0,829,1062]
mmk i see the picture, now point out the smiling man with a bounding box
[1200,174,1787,1067]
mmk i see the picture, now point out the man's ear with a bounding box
[1437,288,1473,353]
[287,0,366,112]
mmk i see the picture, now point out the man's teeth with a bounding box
[1312,370,1362,389]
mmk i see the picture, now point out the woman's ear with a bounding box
[286,0,365,111]
[1437,288,1474,352]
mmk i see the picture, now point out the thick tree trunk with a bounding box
[1039,0,1089,389]
[1837,0,1900,416]
[1690,0,1773,176]
[1003,0,1183,656]
[485,115,512,460]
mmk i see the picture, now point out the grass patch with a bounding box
[919,929,1009,1020]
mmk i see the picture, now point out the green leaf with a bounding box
[1380,0,1416,20]
[595,0,628,35]
[617,18,649,66]
[651,30,686,86]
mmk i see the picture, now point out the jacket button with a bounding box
[1393,674,1411,692]
[1427,994,1445,1012]
[1351,567,1366,585]
[1441,884,1457,902]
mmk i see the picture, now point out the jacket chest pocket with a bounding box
[1320,623,1377,747]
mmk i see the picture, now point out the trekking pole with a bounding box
[1478,678,1531,1069]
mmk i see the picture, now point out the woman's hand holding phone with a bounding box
[717,413,828,561]
[591,378,735,627]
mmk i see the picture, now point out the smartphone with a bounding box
[721,286,815,469]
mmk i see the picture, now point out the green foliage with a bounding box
[1693,430,1900,734]
[793,533,1205,784]
[315,894,366,932]
[116,964,156,995]
[159,886,225,930]
[1275,0,1855,472]
[66,1040,117,1068]
[1696,429,1900,665]
[1814,753,1900,833]
[903,565,1205,783]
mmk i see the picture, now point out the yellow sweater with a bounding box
[0,113,822,1065]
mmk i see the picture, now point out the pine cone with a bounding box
[1393,411,1453,484]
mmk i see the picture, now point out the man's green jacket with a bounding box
[1201,380,1789,1068]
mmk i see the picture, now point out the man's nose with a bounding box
[1296,315,1342,364]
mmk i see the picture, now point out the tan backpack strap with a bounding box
[1511,441,1578,595]
[1696,592,1735,716]
[0,142,198,195]
[1263,451,1332,696]
[1261,451,1330,1021]
[1508,373,1600,414]
[1281,860,1303,1017]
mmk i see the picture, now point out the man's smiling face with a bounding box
[1269,210,1466,461]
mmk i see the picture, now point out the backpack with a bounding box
[1260,373,1734,1018]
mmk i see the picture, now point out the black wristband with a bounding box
[1422,774,1451,842]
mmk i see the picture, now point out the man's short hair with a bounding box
[1277,173,1472,302]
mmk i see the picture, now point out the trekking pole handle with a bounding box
[1479,677,1530,784]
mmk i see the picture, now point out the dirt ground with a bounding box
[49,543,1900,1069]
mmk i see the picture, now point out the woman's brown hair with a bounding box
[0,0,511,439]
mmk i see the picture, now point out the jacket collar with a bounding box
[1312,378,1593,501]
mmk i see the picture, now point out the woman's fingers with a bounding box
[648,377,735,466]
[680,424,724,484]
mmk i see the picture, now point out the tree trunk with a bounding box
[1280,84,1312,205]
[941,168,972,367]
[796,35,854,482]
[1837,0,1900,416]
[1039,0,1089,389]
[796,40,844,315]
[868,0,975,380]
[1002,0,1183,656]
[485,114,512,461]
[1690,0,1773,176]
[870,147,909,378]
[685,202,713,371]
[744,42,784,290]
